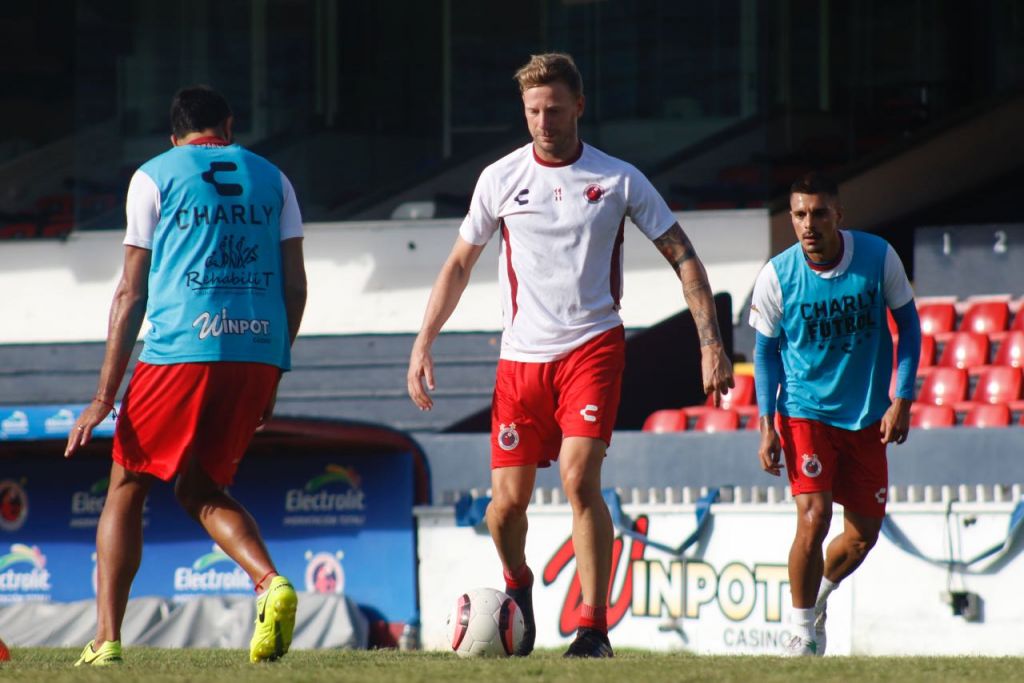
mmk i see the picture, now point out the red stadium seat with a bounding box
[909,403,955,429]
[642,409,687,433]
[994,330,1024,369]
[887,309,898,336]
[917,301,956,336]
[960,301,1010,334]
[735,405,759,430]
[705,373,755,409]
[918,368,969,406]
[691,408,740,433]
[937,332,989,370]
[971,366,1022,404]
[1012,309,1024,332]
[963,402,1011,428]
[897,334,935,369]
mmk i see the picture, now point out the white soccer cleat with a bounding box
[813,606,827,656]
[782,634,819,657]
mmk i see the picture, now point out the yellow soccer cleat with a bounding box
[75,639,123,666]
[249,575,298,663]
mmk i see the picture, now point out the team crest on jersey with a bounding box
[498,423,520,451]
[801,453,822,478]
[584,184,605,203]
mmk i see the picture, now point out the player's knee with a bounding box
[488,495,529,526]
[561,470,599,509]
[850,530,879,558]
[173,481,209,518]
[797,506,832,544]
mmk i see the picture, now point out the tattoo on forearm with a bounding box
[654,225,696,272]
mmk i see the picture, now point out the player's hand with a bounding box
[758,415,783,476]
[880,397,912,444]
[64,400,112,459]
[701,344,735,407]
[407,339,436,411]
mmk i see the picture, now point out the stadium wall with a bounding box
[417,491,1024,655]
[0,210,768,344]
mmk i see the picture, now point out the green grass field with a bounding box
[3,648,1024,683]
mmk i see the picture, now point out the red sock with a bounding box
[503,563,533,590]
[579,603,607,632]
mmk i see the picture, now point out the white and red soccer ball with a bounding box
[445,587,525,657]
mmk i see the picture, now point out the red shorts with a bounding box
[777,415,888,517]
[112,361,280,486]
[490,326,625,469]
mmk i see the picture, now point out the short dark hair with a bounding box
[790,171,839,199]
[170,86,232,138]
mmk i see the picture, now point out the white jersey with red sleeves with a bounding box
[459,142,676,361]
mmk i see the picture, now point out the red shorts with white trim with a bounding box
[777,415,888,517]
[112,361,280,486]
[490,326,625,469]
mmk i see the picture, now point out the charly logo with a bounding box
[801,454,822,478]
[200,161,243,197]
[875,487,887,505]
[304,551,345,595]
[0,480,28,532]
[0,543,51,600]
[284,465,366,528]
[193,309,271,340]
[584,184,605,203]
[498,423,520,451]
[174,544,251,595]
[0,411,29,440]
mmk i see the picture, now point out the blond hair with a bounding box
[514,53,583,97]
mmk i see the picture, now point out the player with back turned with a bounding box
[408,53,733,658]
[749,172,921,656]
[64,86,307,666]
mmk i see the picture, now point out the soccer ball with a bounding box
[445,587,525,657]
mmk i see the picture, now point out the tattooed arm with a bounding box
[653,223,734,405]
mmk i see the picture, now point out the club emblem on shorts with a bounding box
[584,184,605,203]
[875,487,887,504]
[801,453,822,478]
[498,423,520,451]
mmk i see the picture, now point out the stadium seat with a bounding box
[887,309,898,336]
[706,373,755,409]
[970,365,1022,404]
[963,402,1011,428]
[918,368,968,406]
[691,407,740,433]
[642,409,687,433]
[994,330,1024,368]
[901,334,936,369]
[917,301,956,336]
[937,332,989,370]
[909,403,955,429]
[1012,309,1024,332]
[960,300,1010,334]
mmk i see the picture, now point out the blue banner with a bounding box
[0,425,416,623]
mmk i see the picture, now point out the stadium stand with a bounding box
[970,365,1022,405]
[917,299,957,336]
[963,402,1012,428]
[993,330,1024,368]
[910,403,955,429]
[641,408,688,433]
[960,299,1010,334]
[689,407,741,433]
[937,331,990,370]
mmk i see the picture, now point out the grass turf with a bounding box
[3,648,1024,683]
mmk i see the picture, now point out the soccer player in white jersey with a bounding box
[749,173,921,656]
[407,53,733,658]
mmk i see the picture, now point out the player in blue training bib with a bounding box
[749,172,921,657]
[66,86,307,667]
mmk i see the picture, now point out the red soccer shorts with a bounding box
[776,415,888,517]
[490,326,625,469]
[112,361,280,486]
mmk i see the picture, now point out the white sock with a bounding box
[790,607,815,641]
[816,578,839,614]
